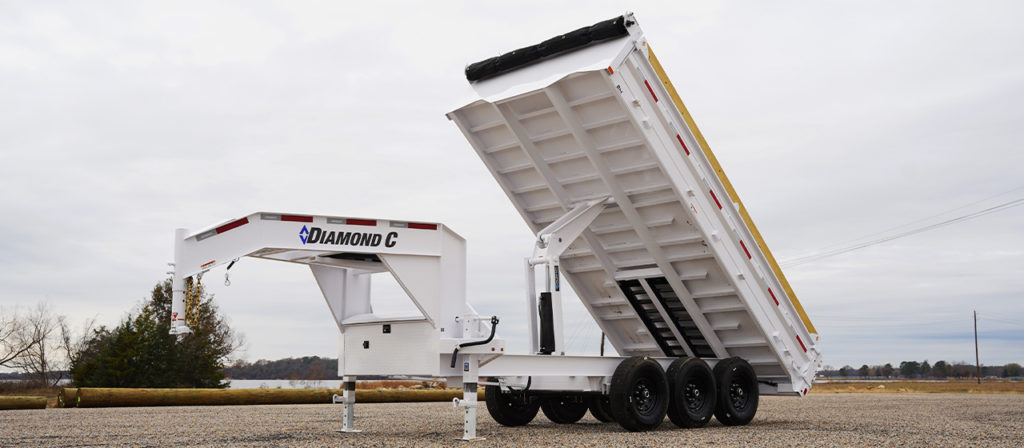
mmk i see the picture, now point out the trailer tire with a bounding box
[484,385,540,427]
[666,357,717,428]
[588,395,615,423]
[712,357,759,426]
[540,395,588,424]
[609,356,669,431]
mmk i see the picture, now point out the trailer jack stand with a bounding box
[333,377,361,434]
[454,357,484,441]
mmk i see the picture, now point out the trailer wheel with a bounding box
[484,385,540,427]
[609,356,669,431]
[540,395,588,424]
[666,357,716,428]
[712,357,759,426]
[588,395,615,423]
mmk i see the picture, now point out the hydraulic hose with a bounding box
[449,316,499,369]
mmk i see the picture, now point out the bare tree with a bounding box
[58,315,95,379]
[1,306,41,368]
[10,303,63,386]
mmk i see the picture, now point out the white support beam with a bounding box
[532,196,610,264]
[492,102,640,357]
[543,85,728,359]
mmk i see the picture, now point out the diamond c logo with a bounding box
[299,225,309,244]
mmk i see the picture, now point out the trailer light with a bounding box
[215,218,249,234]
[407,222,438,230]
[709,189,723,209]
[768,288,779,305]
[606,66,614,75]
[281,215,313,223]
[644,79,658,102]
[675,134,690,155]
[390,221,437,230]
[346,219,377,226]
[740,240,752,259]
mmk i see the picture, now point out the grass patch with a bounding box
[0,383,60,407]
[811,380,1024,394]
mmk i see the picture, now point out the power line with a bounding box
[782,197,1024,268]
[804,185,1024,254]
[977,314,1024,329]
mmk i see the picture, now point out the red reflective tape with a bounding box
[201,260,216,268]
[676,134,690,155]
[710,189,722,209]
[768,288,779,305]
[644,79,658,102]
[740,240,752,259]
[347,219,376,226]
[606,66,614,75]
[281,215,313,223]
[796,335,807,352]
[803,388,808,395]
[215,218,249,234]
[407,223,437,230]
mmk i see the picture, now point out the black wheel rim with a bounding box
[503,393,531,411]
[684,381,706,412]
[729,381,749,410]
[632,378,657,415]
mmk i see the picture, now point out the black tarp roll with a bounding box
[465,15,631,82]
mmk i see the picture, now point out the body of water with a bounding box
[226,379,344,389]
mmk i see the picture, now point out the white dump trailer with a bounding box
[169,12,820,440]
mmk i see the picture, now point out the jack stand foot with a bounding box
[334,429,362,434]
[456,437,486,442]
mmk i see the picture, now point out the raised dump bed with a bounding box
[449,13,820,397]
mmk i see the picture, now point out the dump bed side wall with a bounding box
[646,48,816,336]
[450,26,820,395]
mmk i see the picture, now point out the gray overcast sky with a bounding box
[2,1,1022,371]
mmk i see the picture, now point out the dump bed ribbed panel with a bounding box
[449,19,819,395]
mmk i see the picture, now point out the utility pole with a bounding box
[600,332,605,356]
[974,310,981,384]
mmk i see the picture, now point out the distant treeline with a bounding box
[225,357,1023,381]
[224,356,340,380]
[0,371,67,381]
[818,361,1022,379]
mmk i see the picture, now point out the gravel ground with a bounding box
[2,394,1023,447]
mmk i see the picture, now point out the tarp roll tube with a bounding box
[465,15,630,82]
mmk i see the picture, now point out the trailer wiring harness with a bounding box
[450,316,500,368]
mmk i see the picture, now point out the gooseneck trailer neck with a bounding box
[169,12,820,441]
